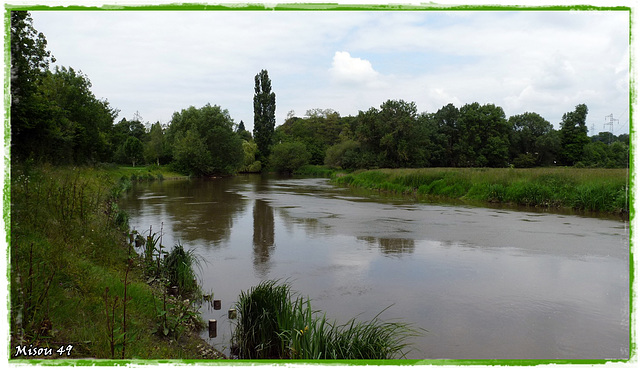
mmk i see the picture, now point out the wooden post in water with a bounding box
[228,308,237,319]
[208,319,217,338]
[213,300,221,310]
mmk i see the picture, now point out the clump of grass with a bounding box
[231,280,418,360]
[164,243,202,298]
[232,280,293,359]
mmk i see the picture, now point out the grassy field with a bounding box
[331,167,630,215]
[8,163,218,361]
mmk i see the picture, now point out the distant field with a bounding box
[332,167,630,214]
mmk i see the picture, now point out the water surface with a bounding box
[120,175,629,360]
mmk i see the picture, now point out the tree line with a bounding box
[274,100,628,172]
[11,11,628,176]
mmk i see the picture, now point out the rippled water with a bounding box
[120,175,629,360]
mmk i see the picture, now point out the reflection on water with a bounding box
[120,175,629,360]
[358,236,416,255]
[253,199,274,277]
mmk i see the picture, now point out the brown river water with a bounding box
[120,175,630,360]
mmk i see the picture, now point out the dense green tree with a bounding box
[167,104,243,175]
[253,69,276,163]
[508,112,557,167]
[144,122,170,165]
[324,140,361,169]
[354,99,422,168]
[457,103,510,167]
[10,11,56,162]
[29,66,117,164]
[269,141,311,174]
[581,141,608,167]
[111,118,147,164]
[236,120,253,142]
[274,108,348,165]
[607,141,629,168]
[428,104,461,167]
[172,129,212,176]
[559,104,589,166]
[123,136,144,167]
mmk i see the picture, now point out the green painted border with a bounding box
[2,1,635,367]
[4,5,12,368]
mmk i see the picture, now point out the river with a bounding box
[120,175,630,360]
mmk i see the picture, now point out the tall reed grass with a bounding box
[231,280,417,360]
[333,167,629,214]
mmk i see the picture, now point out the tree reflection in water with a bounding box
[358,236,416,255]
[252,199,275,277]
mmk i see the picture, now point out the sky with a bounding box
[25,4,631,136]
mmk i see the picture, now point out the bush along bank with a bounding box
[9,164,221,360]
[332,167,629,216]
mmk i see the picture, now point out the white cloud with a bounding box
[329,51,380,85]
[26,9,631,133]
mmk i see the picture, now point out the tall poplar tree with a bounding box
[253,69,276,162]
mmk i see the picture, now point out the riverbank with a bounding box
[298,166,629,216]
[8,163,220,361]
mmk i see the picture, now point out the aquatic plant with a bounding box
[231,280,418,360]
[164,243,202,298]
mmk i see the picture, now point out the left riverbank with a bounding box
[7,163,226,361]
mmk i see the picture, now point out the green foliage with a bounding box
[164,243,202,298]
[457,102,510,167]
[253,69,276,162]
[167,104,244,176]
[240,140,262,173]
[324,140,361,169]
[10,11,56,162]
[144,122,171,166]
[236,120,253,141]
[269,141,311,174]
[559,104,590,166]
[123,136,144,167]
[153,292,203,341]
[334,167,629,214]
[294,165,337,177]
[232,280,293,359]
[13,63,117,164]
[232,281,416,360]
[508,112,558,166]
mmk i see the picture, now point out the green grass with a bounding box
[293,165,340,177]
[95,163,186,181]
[8,163,216,360]
[333,167,629,214]
[231,280,418,360]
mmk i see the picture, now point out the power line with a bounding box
[604,114,619,144]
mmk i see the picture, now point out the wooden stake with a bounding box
[208,319,217,338]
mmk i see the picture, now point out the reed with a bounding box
[163,243,203,298]
[231,280,417,360]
